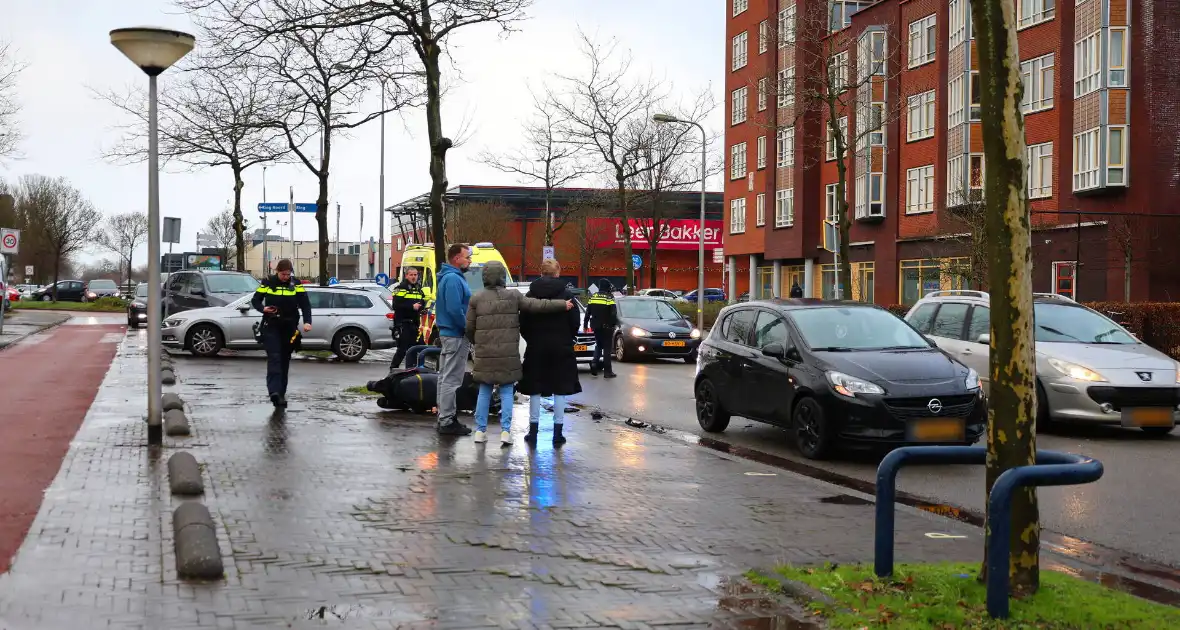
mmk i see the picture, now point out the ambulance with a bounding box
[397,242,514,344]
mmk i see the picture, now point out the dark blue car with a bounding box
[683,288,727,303]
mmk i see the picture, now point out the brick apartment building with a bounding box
[724,0,1180,305]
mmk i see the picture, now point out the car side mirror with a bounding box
[190,287,205,296]
[762,342,786,359]
[238,306,251,314]
[976,333,990,345]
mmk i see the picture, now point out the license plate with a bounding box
[574,344,589,352]
[907,418,966,442]
[663,340,686,347]
[1121,407,1175,428]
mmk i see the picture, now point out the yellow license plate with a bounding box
[663,340,686,347]
[907,418,966,442]
[574,344,589,352]
[1122,407,1174,428]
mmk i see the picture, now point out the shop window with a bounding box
[853,261,875,303]
[900,258,968,305]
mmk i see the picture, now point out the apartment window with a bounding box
[730,142,747,180]
[777,126,795,167]
[869,102,885,146]
[826,117,848,161]
[1052,261,1076,299]
[908,14,937,68]
[830,51,849,92]
[730,197,747,234]
[732,0,748,17]
[949,0,967,48]
[948,75,965,127]
[732,32,748,71]
[906,165,935,214]
[756,78,768,112]
[754,192,766,226]
[969,154,985,190]
[1020,53,1055,113]
[947,155,966,204]
[731,87,748,125]
[756,135,767,169]
[969,71,981,121]
[825,183,841,222]
[829,0,862,32]
[1108,126,1126,186]
[775,189,794,227]
[1018,0,1054,29]
[907,91,935,141]
[1109,27,1128,87]
[1073,128,1099,190]
[1027,142,1053,198]
[778,67,795,108]
[779,5,797,47]
[853,261,875,303]
[868,30,886,76]
[1074,32,1100,97]
[855,172,884,218]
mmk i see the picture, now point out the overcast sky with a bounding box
[1,0,723,265]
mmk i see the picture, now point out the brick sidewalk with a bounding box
[0,334,980,629]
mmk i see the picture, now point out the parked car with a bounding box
[163,270,261,316]
[161,285,394,361]
[83,279,122,302]
[127,283,152,328]
[336,281,394,306]
[611,296,702,363]
[906,290,1180,434]
[16,284,39,296]
[31,280,85,302]
[694,299,986,460]
[6,284,20,303]
[636,288,687,302]
[508,284,596,364]
[682,288,727,303]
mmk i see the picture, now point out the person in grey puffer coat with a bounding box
[465,262,571,445]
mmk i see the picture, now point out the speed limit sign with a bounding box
[0,228,18,255]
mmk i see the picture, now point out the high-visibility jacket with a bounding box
[391,281,427,322]
[251,276,312,325]
[583,292,618,330]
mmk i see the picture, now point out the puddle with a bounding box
[817,494,872,506]
[716,577,822,629]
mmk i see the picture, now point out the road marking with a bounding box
[744,472,777,476]
[100,333,123,344]
[925,532,968,539]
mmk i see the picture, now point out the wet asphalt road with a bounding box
[194,347,1180,570]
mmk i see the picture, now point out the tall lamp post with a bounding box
[653,113,707,334]
[110,26,195,446]
[379,81,386,278]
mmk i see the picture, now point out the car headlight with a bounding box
[1175,362,1180,384]
[87,292,97,298]
[690,328,701,339]
[630,327,650,337]
[826,371,885,397]
[163,318,184,328]
[1047,357,1107,382]
[965,368,982,390]
[132,302,145,309]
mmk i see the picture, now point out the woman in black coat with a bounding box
[518,259,582,446]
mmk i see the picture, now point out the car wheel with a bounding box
[41,294,52,302]
[332,328,369,362]
[613,334,633,362]
[793,397,834,460]
[187,324,224,357]
[694,378,731,432]
[1035,380,1056,431]
[1142,426,1175,436]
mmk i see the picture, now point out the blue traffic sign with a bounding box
[631,254,643,269]
[328,277,338,285]
[259,202,317,213]
[374,273,390,287]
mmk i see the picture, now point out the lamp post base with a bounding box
[147,422,162,446]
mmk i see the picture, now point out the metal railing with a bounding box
[874,445,1104,619]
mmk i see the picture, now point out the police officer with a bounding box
[583,279,619,379]
[251,259,312,408]
[389,267,427,370]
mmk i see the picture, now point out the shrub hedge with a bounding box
[673,301,726,329]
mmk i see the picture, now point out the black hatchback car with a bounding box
[694,299,985,459]
[611,296,702,363]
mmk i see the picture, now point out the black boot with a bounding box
[604,371,618,379]
[524,423,539,445]
[552,424,566,447]
[277,394,288,408]
[270,393,281,407]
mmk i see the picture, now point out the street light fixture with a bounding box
[110,26,195,446]
[652,113,708,335]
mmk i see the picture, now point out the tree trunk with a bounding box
[616,177,634,293]
[578,215,590,287]
[316,125,331,286]
[232,165,246,273]
[1124,250,1132,302]
[972,0,1039,594]
[423,37,451,267]
[544,188,554,246]
[834,161,852,299]
[51,253,60,302]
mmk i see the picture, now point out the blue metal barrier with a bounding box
[874,445,1104,619]
[415,346,441,369]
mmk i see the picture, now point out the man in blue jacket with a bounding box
[435,243,474,435]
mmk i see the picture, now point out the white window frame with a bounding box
[969,71,981,121]
[949,0,967,49]
[908,14,936,68]
[829,0,860,32]
[906,165,935,214]
[1073,128,1099,191]
[1109,27,1128,88]
[733,0,748,17]
[969,153,985,190]
[869,102,885,146]
[756,135,767,169]
[1107,125,1127,186]
[775,189,794,227]
[755,192,766,226]
[947,155,966,205]
[1020,53,1055,114]
[730,197,747,234]
[777,126,795,168]
[948,75,965,128]
[731,87,748,125]
[854,172,885,219]
[825,184,841,223]
[830,51,849,92]
[730,142,747,180]
[732,32,748,71]
[757,77,768,111]
[1027,142,1053,199]
[778,66,795,108]
[826,116,848,161]
[1074,31,1100,97]
[779,5,797,47]
[1018,0,1055,29]
[868,30,887,76]
[908,90,935,141]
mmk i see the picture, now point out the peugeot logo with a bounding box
[1137,371,1153,382]
[928,399,943,414]
[669,332,677,339]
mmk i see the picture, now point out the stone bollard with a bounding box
[161,371,176,386]
[167,452,204,496]
[161,393,184,412]
[172,503,223,579]
[164,409,191,436]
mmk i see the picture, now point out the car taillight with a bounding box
[386,313,395,319]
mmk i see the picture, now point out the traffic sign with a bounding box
[374,273,390,286]
[822,220,839,253]
[0,228,19,255]
[328,277,338,285]
[24,266,33,276]
[631,254,642,269]
[163,217,181,244]
[713,248,724,264]
[542,245,555,261]
[259,202,317,213]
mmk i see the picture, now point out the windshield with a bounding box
[88,280,117,291]
[134,284,149,298]
[1034,303,1136,344]
[618,300,683,321]
[792,307,931,351]
[205,274,261,294]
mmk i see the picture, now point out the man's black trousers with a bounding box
[592,327,614,375]
[390,320,420,369]
[261,321,296,397]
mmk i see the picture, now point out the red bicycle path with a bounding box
[0,322,123,573]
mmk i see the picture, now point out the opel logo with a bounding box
[928,399,943,414]
[669,332,677,339]
[1137,371,1153,382]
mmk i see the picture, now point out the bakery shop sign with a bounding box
[589,219,723,251]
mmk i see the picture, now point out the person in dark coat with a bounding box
[518,259,583,446]
[584,279,619,378]
[389,268,427,370]
[789,282,804,298]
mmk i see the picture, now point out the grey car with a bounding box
[161,286,395,361]
[163,270,261,316]
[906,290,1180,434]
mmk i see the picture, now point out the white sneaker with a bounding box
[473,430,487,443]
[500,431,512,446]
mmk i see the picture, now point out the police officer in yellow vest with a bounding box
[390,267,427,370]
[251,259,312,407]
[583,279,619,379]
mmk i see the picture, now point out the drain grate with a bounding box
[817,494,872,506]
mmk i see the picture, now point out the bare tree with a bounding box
[95,211,149,286]
[480,86,589,246]
[927,177,989,290]
[557,190,619,287]
[0,40,25,160]
[204,208,245,269]
[443,201,514,247]
[96,56,292,271]
[14,175,102,299]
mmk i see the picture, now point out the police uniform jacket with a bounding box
[391,280,427,323]
[251,275,313,327]
[583,291,618,331]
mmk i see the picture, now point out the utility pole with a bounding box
[335,202,341,280]
[379,81,386,278]
[288,186,295,263]
[262,166,268,274]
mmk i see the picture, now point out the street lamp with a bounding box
[653,113,707,334]
[110,26,195,446]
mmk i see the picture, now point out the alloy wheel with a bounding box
[337,333,365,359]
[614,336,625,362]
[796,403,820,453]
[190,327,219,355]
[696,381,715,420]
